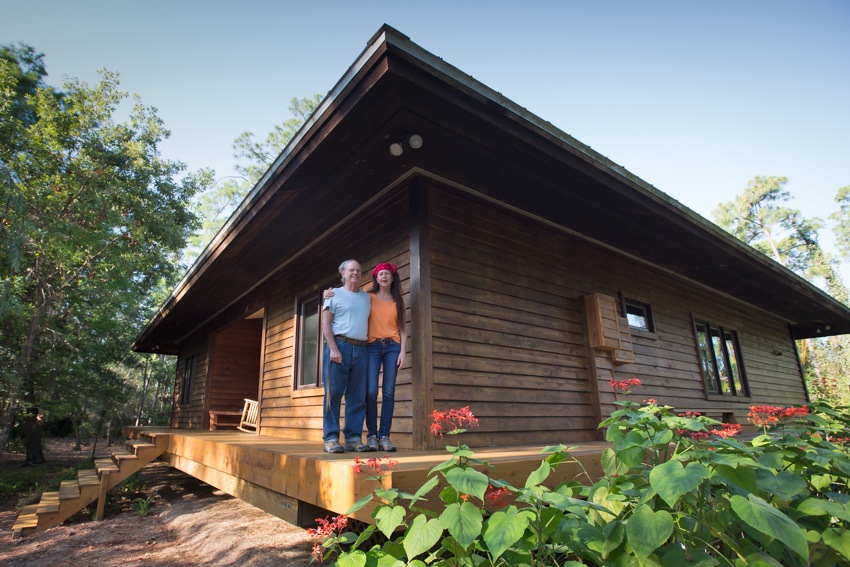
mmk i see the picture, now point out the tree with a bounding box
[183,95,321,265]
[713,176,850,404]
[0,46,206,461]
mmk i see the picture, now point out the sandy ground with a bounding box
[0,438,314,566]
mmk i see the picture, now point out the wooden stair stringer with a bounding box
[11,433,170,538]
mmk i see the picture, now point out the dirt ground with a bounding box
[0,438,314,566]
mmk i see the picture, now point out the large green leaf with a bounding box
[650,459,709,507]
[625,505,674,563]
[823,528,850,561]
[445,467,489,500]
[754,469,808,501]
[439,501,483,547]
[337,549,367,567]
[796,497,850,522]
[402,514,444,559]
[375,505,406,538]
[483,506,532,560]
[730,494,809,562]
[525,460,551,487]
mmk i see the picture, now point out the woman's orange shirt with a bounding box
[368,294,401,343]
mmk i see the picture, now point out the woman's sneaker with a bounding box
[324,440,344,453]
[378,437,397,452]
[366,435,379,451]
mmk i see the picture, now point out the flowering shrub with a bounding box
[312,389,850,566]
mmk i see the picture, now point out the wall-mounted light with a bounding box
[389,134,424,156]
[772,349,783,356]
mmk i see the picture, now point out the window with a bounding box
[180,355,195,404]
[624,298,654,332]
[295,291,325,389]
[694,320,748,397]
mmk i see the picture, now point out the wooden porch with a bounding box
[124,426,608,527]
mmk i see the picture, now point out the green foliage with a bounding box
[0,460,89,500]
[316,399,850,566]
[0,43,204,452]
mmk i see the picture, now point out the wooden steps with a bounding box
[11,432,170,538]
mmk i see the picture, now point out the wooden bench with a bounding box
[209,410,243,430]
[209,398,260,432]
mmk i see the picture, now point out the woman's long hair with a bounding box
[370,269,406,332]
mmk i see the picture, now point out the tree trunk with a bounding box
[23,409,46,464]
[0,397,19,458]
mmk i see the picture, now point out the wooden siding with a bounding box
[169,336,209,429]
[427,185,806,443]
[258,189,414,446]
[428,187,597,447]
[206,318,263,427]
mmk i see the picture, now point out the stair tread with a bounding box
[95,458,120,473]
[37,491,60,514]
[78,469,100,486]
[12,506,39,530]
[113,451,138,460]
[59,480,81,499]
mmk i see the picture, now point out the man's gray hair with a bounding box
[338,259,359,273]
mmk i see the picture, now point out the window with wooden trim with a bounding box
[694,320,748,397]
[623,298,654,333]
[179,355,195,404]
[295,290,325,389]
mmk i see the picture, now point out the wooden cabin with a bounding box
[133,25,850,453]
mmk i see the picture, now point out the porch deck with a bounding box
[125,427,608,527]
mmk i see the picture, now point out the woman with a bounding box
[325,262,406,451]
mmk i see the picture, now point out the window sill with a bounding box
[291,386,323,399]
[705,393,751,403]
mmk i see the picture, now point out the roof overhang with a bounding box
[133,25,850,353]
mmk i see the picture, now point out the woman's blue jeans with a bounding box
[366,339,401,439]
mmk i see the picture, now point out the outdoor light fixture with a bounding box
[388,134,424,156]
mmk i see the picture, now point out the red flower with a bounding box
[610,378,641,393]
[307,514,349,560]
[352,455,399,476]
[431,406,479,437]
[485,484,511,510]
[748,405,809,428]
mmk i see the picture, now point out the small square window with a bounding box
[624,299,654,332]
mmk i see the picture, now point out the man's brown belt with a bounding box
[335,335,367,347]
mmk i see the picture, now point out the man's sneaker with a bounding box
[344,440,374,452]
[378,437,397,452]
[324,440,344,454]
[366,435,379,451]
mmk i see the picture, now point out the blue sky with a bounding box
[3,1,849,268]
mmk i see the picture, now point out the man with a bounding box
[321,259,373,453]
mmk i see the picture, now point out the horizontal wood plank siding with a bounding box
[429,188,596,446]
[427,186,807,441]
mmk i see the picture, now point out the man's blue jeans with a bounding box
[322,339,367,443]
[366,339,401,439]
